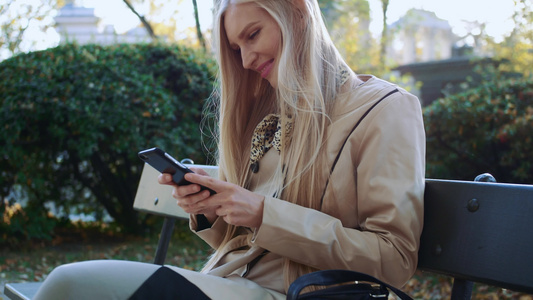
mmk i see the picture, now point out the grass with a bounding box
[0,220,212,285]
[1,220,531,299]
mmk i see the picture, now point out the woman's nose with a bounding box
[241,48,255,70]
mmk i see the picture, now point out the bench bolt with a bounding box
[154,197,159,205]
[467,198,479,212]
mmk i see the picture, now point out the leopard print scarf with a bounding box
[249,67,350,165]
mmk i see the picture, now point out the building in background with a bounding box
[388,9,455,65]
[387,9,502,106]
[54,0,151,45]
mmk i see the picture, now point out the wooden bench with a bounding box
[4,164,533,299]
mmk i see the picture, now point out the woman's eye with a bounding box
[249,30,260,40]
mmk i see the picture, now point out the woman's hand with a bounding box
[185,172,265,228]
[158,168,218,223]
[158,169,265,228]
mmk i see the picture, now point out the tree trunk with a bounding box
[69,151,142,234]
[192,0,207,51]
[380,0,390,68]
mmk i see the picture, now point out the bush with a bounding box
[0,42,216,243]
[424,75,533,183]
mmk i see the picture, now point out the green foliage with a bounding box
[424,74,533,183]
[0,42,216,243]
[486,0,533,77]
[0,0,61,59]
[319,0,376,71]
[1,202,59,248]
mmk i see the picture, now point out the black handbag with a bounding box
[286,269,413,300]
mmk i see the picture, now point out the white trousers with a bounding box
[33,260,285,300]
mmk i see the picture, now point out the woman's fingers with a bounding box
[177,194,211,214]
[184,177,265,228]
[157,173,174,185]
[189,167,209,176]
[172,183,203,198]
[183,172,229,193]
[157,171,220,218]
[176,187,210,206]
[158,172,210,198]
[160,171,265,227]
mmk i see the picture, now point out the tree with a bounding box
[489,0,533,77]
[0,43,216,239]
[122,0,158,41]
[424,75,533,184]
[119,0,188,43]
[319,0,376,72]
[0,0,63,60]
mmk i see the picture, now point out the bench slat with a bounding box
[4,282,42,300]
[419,179,533,294]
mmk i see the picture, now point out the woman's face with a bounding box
[224,2,282,89]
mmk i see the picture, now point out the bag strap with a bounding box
[319,88,399,206]
[286,269,412,300]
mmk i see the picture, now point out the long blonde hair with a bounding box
[205,0,354,291]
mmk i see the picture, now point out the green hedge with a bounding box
[0,42,216,244]
[424,75,533,184]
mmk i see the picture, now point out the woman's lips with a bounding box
[257,59,274,78]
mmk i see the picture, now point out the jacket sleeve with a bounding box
[190,214,227,249]
[251,90,426,288]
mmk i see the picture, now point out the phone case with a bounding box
[138,148,215,195]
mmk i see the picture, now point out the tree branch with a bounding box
[122,0,158,41]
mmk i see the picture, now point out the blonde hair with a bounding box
[205,0,355,291]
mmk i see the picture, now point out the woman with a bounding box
[34,0,425,299]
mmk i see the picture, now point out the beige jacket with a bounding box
[190,75,426,294]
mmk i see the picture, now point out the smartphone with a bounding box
[138,147,215,195]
